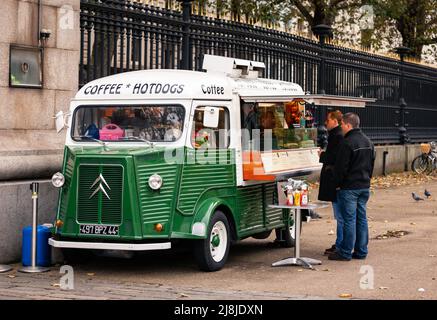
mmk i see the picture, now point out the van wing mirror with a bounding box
[203,107,220,128]
[54,111,71,133]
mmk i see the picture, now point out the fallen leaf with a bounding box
[179,293,189,298]
[51,283,60,287]
[322,268,330,272]
[375,230,409,240]
[339,293,352,298]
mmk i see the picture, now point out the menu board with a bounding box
[260,148,321,173]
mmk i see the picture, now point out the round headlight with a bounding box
[148,174,163,190]
[51,172,65,188]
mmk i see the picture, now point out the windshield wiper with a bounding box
[74,135,108,147]
[125,136,155,147]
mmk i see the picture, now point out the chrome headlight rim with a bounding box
[51,172,65,188]
[148,174,163,190]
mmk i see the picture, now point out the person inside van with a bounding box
[260,109,279,150]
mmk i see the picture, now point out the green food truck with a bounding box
[50,55,373,271]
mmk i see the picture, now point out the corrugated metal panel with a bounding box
[177,149,235,215]
[237,185,264,230]
[264,183,283,225]
[136,163,178,224]
[77,165,123,225]
[77,166,99,223]
[101,166,123,224]
[59,149,75,220]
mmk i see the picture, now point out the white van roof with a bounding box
[74,69,305,101]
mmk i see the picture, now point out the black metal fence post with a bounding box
[180,0,192,70]
[312,24,333,95]
[312,25,333,149]
[78,0,437,145]
[395,46,411,145]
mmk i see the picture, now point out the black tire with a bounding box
[412,154,432,174]
[61,248,94,265]
[193,210,231,272]
[274,211,303,248]
[252,230,272,240]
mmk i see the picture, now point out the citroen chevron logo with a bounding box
[89,173,111,200]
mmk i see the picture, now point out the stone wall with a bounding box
[0,0,80,180]
[0,180,57,264]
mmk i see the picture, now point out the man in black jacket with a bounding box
[329,113,375,261]
[318,111,344,255]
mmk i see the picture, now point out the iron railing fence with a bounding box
[79,0,437,145]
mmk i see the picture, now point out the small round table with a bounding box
[269,202,329,269]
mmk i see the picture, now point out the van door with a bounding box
[176,101,237,219]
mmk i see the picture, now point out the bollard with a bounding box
[18,182,50,273]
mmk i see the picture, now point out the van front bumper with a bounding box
[48,238,171,251]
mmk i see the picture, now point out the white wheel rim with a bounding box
[210,221,228,263]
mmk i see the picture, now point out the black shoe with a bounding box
[328,251,351,261]
[324,244,336,255]
[352,253,367,260]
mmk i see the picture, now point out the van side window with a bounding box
[191,107,230,149]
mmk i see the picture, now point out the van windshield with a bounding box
[72,105,185,142]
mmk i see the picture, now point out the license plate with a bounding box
[79,224,119,236]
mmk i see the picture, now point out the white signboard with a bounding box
[260,148,321,174]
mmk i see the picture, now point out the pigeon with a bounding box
[412,192,425,201]
[425,189,432,199]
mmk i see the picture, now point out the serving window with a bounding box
[240,100,316,152]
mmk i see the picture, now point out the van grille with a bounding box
[77,165,123,225]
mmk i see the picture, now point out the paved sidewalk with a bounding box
[1,175,436,300]
[0,267,325,300]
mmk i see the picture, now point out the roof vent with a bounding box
[202,54,265,79]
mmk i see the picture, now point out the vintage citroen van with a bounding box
[49,55,373,271]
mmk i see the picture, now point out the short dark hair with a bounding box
[342,112,360,128]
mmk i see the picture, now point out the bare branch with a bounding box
[290,0,315,25]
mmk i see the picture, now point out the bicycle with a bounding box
[411,141,437,174]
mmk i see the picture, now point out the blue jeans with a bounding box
[337,189,370,259]
[332,200,343,249]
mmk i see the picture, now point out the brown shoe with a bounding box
[324,244,336,255]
